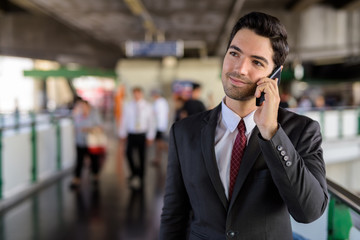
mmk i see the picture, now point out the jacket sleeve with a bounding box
[160,124,191,239]
[258,120,329,223]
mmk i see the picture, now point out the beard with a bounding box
[222,72,257,101]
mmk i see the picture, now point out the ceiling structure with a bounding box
[1,0,360,71]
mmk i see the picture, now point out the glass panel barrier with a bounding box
[327,179,360,240]
[292,179,360,240]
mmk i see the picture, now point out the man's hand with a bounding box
[254,77,280,140]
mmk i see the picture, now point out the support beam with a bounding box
[287,0,323,12]
[342,0,360,10]
[124,0,161,41]
[215,0,246,56]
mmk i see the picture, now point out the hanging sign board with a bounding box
[125,41,184,57]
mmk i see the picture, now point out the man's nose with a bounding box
[234,58,249,76]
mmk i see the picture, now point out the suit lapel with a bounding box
[201,105,228,210]
[229,127,261,211]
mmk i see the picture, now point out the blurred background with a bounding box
[0,0,360,239]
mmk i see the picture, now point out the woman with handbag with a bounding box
[70,98,103,189]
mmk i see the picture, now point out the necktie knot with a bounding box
[237,119,246,133]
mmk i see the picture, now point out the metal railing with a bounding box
[291,106,360,140]
[0,111,73,199]
[327,178,360,240]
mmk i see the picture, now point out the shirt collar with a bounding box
[134,99,146,105]
[221,100,256,135]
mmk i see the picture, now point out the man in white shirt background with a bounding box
[151,89,169,167]
[118,87,156,189]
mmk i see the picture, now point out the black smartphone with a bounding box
[256,66,282,106]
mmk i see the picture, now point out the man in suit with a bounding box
[160,12,328,240]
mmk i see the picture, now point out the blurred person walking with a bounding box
[181,82,206,117]
[118,87,156,189]
[70,98,103,189]
[151,89,169,167]
[297,95,313,111]
[173,96,186,122]
[279,91,296,108]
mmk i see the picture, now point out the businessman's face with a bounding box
[222,28,275,101]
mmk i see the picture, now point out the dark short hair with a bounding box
[192,82,201,90]
[226,12,289,67]
[132,86,143,93]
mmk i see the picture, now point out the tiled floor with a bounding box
[0,136,166,240]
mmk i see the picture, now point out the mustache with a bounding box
[226,72,252,83]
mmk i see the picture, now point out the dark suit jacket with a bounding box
[160,104,328,240]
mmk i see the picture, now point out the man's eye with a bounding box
[253,60,264,67]
[229,51,238,57]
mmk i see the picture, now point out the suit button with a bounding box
[277,145,283,151]
[283,156,289,161]
[280,150,286,156]
[286,161,292,167]
[227,231,237,238]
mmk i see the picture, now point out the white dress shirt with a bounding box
[118,99,156,140]
[214,100,256,199]
[153,97,169,132]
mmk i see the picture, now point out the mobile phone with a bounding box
[256,66,282,106]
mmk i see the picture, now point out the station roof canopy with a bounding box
[2,0,360,71]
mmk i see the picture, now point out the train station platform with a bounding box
[0,131,164,240]
[0,108,360,240]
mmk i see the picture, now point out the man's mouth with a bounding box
[229,76,248,87]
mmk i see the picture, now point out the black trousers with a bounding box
[126,133,147,180]
[75,146,100,178]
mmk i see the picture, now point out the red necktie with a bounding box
[229,119,246,200]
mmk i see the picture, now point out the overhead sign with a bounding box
[125,41,184,57]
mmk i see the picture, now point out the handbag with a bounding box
[87,128,107,154]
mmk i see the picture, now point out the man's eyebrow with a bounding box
[229,45,269,66]
[229,45,242,53]
[252,55,269,65]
